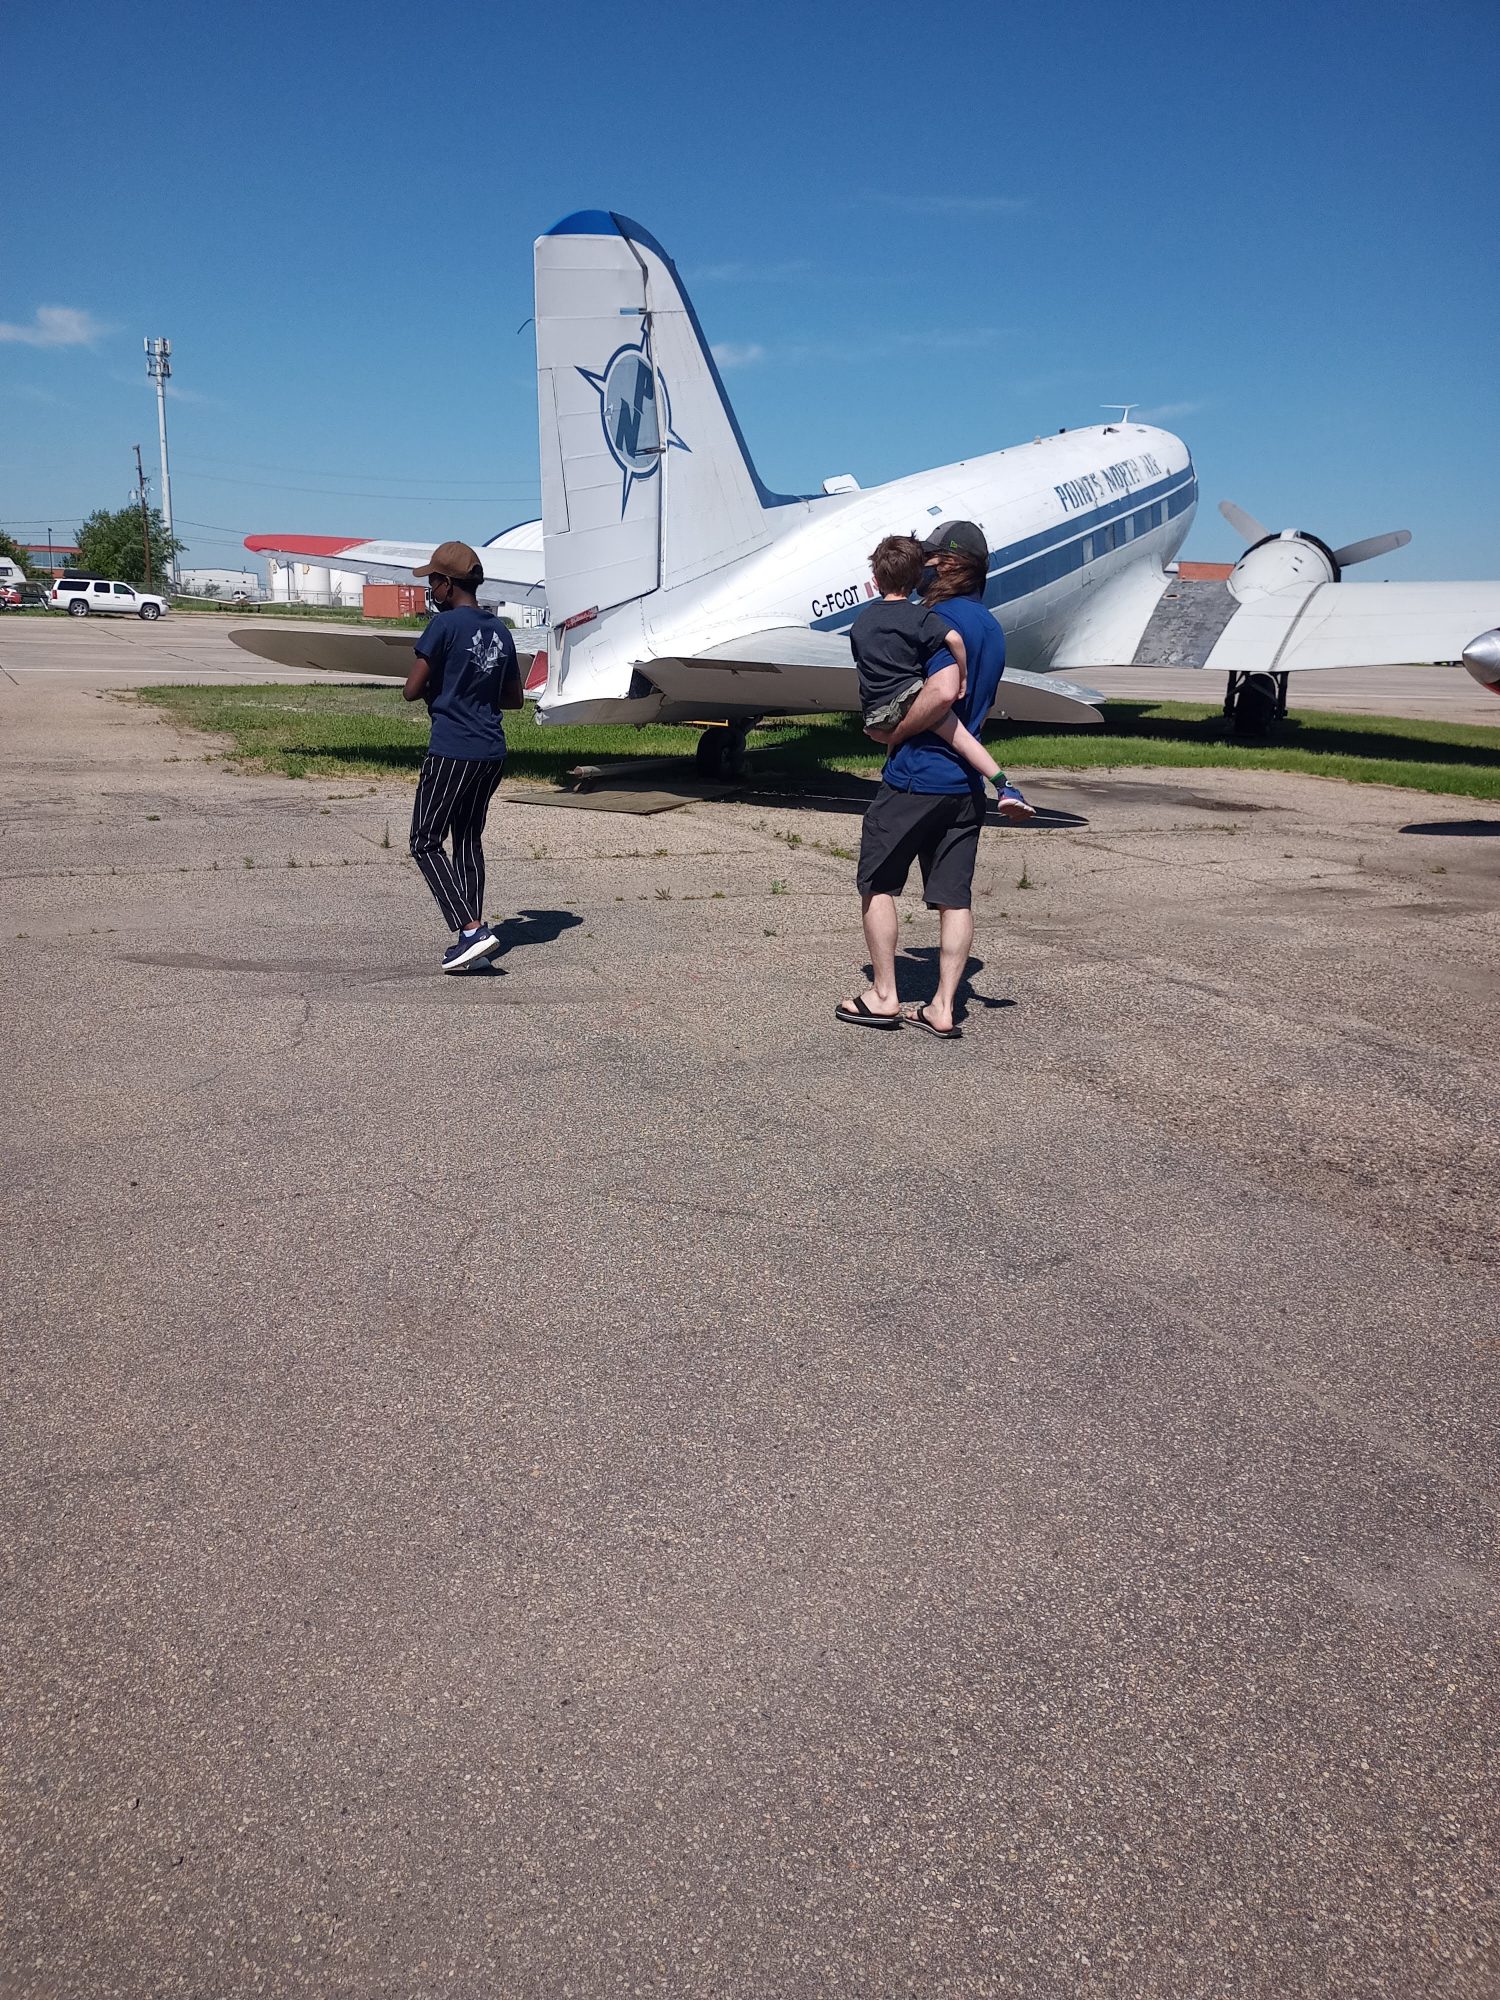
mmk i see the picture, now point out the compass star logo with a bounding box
[577,335,690,514]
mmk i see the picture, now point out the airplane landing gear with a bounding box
[695,719,754,782]
[1224,670,1288,737]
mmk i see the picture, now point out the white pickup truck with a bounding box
[50,576,169,619]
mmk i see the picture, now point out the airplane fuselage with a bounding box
[546,422,1196,718]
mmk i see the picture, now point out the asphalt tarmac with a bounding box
[3,619,1498,1998]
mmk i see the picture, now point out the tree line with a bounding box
[1,507,185,592]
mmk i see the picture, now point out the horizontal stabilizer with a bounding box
[992,667,1103,725]
[230,625,536,682]
[693,629,1101,724]
[538,627,1102,728]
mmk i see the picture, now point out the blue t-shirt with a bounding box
[882,594,1005,795]
[415,606,515,760]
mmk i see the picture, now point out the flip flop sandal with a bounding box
[835,995,904,1029]
[905,1005,962,1040]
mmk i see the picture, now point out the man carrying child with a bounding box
[837,521,1032,1039]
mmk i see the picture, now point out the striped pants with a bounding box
[409,753,506,932]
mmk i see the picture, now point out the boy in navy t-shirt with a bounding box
[402,540,523,972]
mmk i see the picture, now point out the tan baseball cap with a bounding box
[413,539,481,579]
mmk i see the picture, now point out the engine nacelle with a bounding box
[1462,628,1500,696]
[1227,531,1341,605]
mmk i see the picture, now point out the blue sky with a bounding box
[4,0,1497,580]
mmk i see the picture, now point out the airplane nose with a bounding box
[1461,627,1500,692]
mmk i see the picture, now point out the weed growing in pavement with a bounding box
[243,856,254,870]
[770,879,789,895]
[656,887,672,900]
[1017,860,1034,890]
[712,890,726,899]
[381,822,392,849]
[287,855,299,868]
[772,825,853,862]
[145,814,160,823]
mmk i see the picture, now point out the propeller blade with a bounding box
[1330,529,1412,568]
[1219,500,1271,545]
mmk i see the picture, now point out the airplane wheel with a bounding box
[695,725,748,782]
[1231,672,1278,737]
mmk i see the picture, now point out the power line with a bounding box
[177,469,539,504]
[179,452,531,487]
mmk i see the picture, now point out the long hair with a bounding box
[921,551,986,606]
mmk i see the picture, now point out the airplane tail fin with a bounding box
[534,211,800,627]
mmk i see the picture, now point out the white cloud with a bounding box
[1134,399,1205,421]
[782,327,1008,364]
[711,341,766,370]
[0,305,109,347]
[873,194,1029,217]
[692,259,811,283]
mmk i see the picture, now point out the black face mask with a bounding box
[918,564,938,590]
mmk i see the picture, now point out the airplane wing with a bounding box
[1202,581,1500,675]
[242,524,547,604]
[229,624,540,686]
[1051,566,1500,678]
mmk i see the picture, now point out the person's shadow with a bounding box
[869,946,1015,1025]
[491,907,585,953]
[455,908,584,975]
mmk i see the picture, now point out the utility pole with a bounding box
[134,445,154,591]
[145,338,175,589]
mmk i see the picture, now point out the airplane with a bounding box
[235,210,1500,780]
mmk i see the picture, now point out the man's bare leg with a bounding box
[842,891,901,1018]
[920,903,973,1034]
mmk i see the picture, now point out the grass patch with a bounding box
[133,684,1500,801]
[167,598,429,629]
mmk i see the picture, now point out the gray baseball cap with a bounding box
[918,519,988,560]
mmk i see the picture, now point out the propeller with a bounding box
[1219,499,1411,573]
[1219,500,1271,545]
[1329,529,1412,568]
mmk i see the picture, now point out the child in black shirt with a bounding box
[848,536,1010,798]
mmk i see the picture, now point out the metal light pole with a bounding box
[145,338,175,589]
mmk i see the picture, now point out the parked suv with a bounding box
[50,575,168,620]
